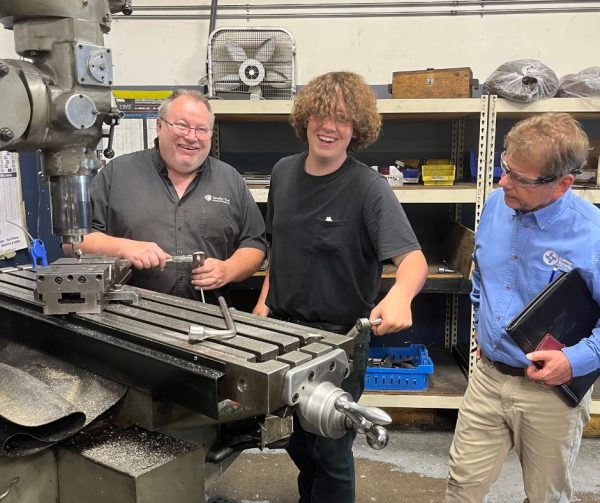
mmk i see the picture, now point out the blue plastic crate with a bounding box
[365,344,434,391]
[469,151,502,182]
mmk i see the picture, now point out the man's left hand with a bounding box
[191,258,230,291]
[525,350,573,386]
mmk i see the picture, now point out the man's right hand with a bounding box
[118,240,170,270]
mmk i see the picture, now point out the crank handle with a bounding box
[364,424,389,450]
[334,395,392,426]
[346,317,382,339]
[334,396,391,450]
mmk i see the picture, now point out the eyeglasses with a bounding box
[500,152,557,188]
[160,118,213,140]
[333,113,352,126]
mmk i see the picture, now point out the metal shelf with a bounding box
[249,183,478,204]
[493,97,600,119]
[359,393,463,410]
[211,98,483,121]
[360,391,600,414]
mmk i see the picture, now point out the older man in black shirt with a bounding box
[76,90,266,300]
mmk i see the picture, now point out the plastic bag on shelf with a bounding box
[558,67,600,97]
[483,59,559,102]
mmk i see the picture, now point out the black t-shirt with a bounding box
[266,153,421,326]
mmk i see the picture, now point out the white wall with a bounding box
[1,2,599,87]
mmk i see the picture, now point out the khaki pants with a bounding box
[446,356,591,503]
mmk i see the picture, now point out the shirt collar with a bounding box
[528,188,573,229]
[151,138,207,179]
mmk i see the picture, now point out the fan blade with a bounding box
[265,70,290,89]
[255,37,276,63]
[248,85,263,100]
[224,38,248,62]
[214,74,241,91]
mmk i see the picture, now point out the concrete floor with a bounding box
[206,431,600,503]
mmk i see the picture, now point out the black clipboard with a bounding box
[505,269,600,407]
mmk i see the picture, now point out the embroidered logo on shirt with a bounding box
[204,194,231,205]
[542,250,573,271]
[543,250,559,266]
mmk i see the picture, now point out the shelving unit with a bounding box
[210,97,600,414]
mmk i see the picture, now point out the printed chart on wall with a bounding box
[103,89,170,158]
[0,151,27,257]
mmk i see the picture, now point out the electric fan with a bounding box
[208,27,296,100]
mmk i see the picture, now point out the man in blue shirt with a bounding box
[446,113,600,502]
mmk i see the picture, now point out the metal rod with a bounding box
[115,7,600,19]
[208,0,218,34]
[188,295,237,343]
[130,1,600,11]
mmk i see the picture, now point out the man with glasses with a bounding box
[446,113,600,502]
[76,89,266,301]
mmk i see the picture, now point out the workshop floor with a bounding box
[206,431,600,503]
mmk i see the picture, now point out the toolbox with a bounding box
[365,344,434,391]
[391,67,473,99]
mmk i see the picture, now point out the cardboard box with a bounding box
[391,67,473,99]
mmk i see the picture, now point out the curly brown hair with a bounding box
[290,72,381,152]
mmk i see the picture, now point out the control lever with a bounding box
[121,1,133,15]
[334,395,392,450]
[102,110,124,159]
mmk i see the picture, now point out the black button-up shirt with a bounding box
[89,147,266,299]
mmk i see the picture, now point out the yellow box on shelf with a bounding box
[424,158,452,165]
[422,164,456,186]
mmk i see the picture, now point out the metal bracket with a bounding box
[281,349,349,405]
[74,43,113,87]
[106,284,139,305]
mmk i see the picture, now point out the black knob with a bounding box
[103,148,115,159]
[122,2,133,15]
[0,128,14,141]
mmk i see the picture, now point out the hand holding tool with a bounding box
[346,317,383,340]
[165,251,205,265]
[166,251,206,302]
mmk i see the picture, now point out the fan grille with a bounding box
[208,28,296,100]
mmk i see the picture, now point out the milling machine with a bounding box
[0,2,392,502]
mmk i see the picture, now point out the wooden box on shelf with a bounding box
[391,67,473,99]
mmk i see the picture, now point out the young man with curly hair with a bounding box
[253,71,428,503]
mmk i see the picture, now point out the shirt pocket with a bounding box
[313,217,346,255]
[528,265,553,299]
[200,202,237,242]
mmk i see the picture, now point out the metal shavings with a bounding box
[70,425,196,476]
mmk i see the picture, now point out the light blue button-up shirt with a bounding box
[472,188,600,377]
